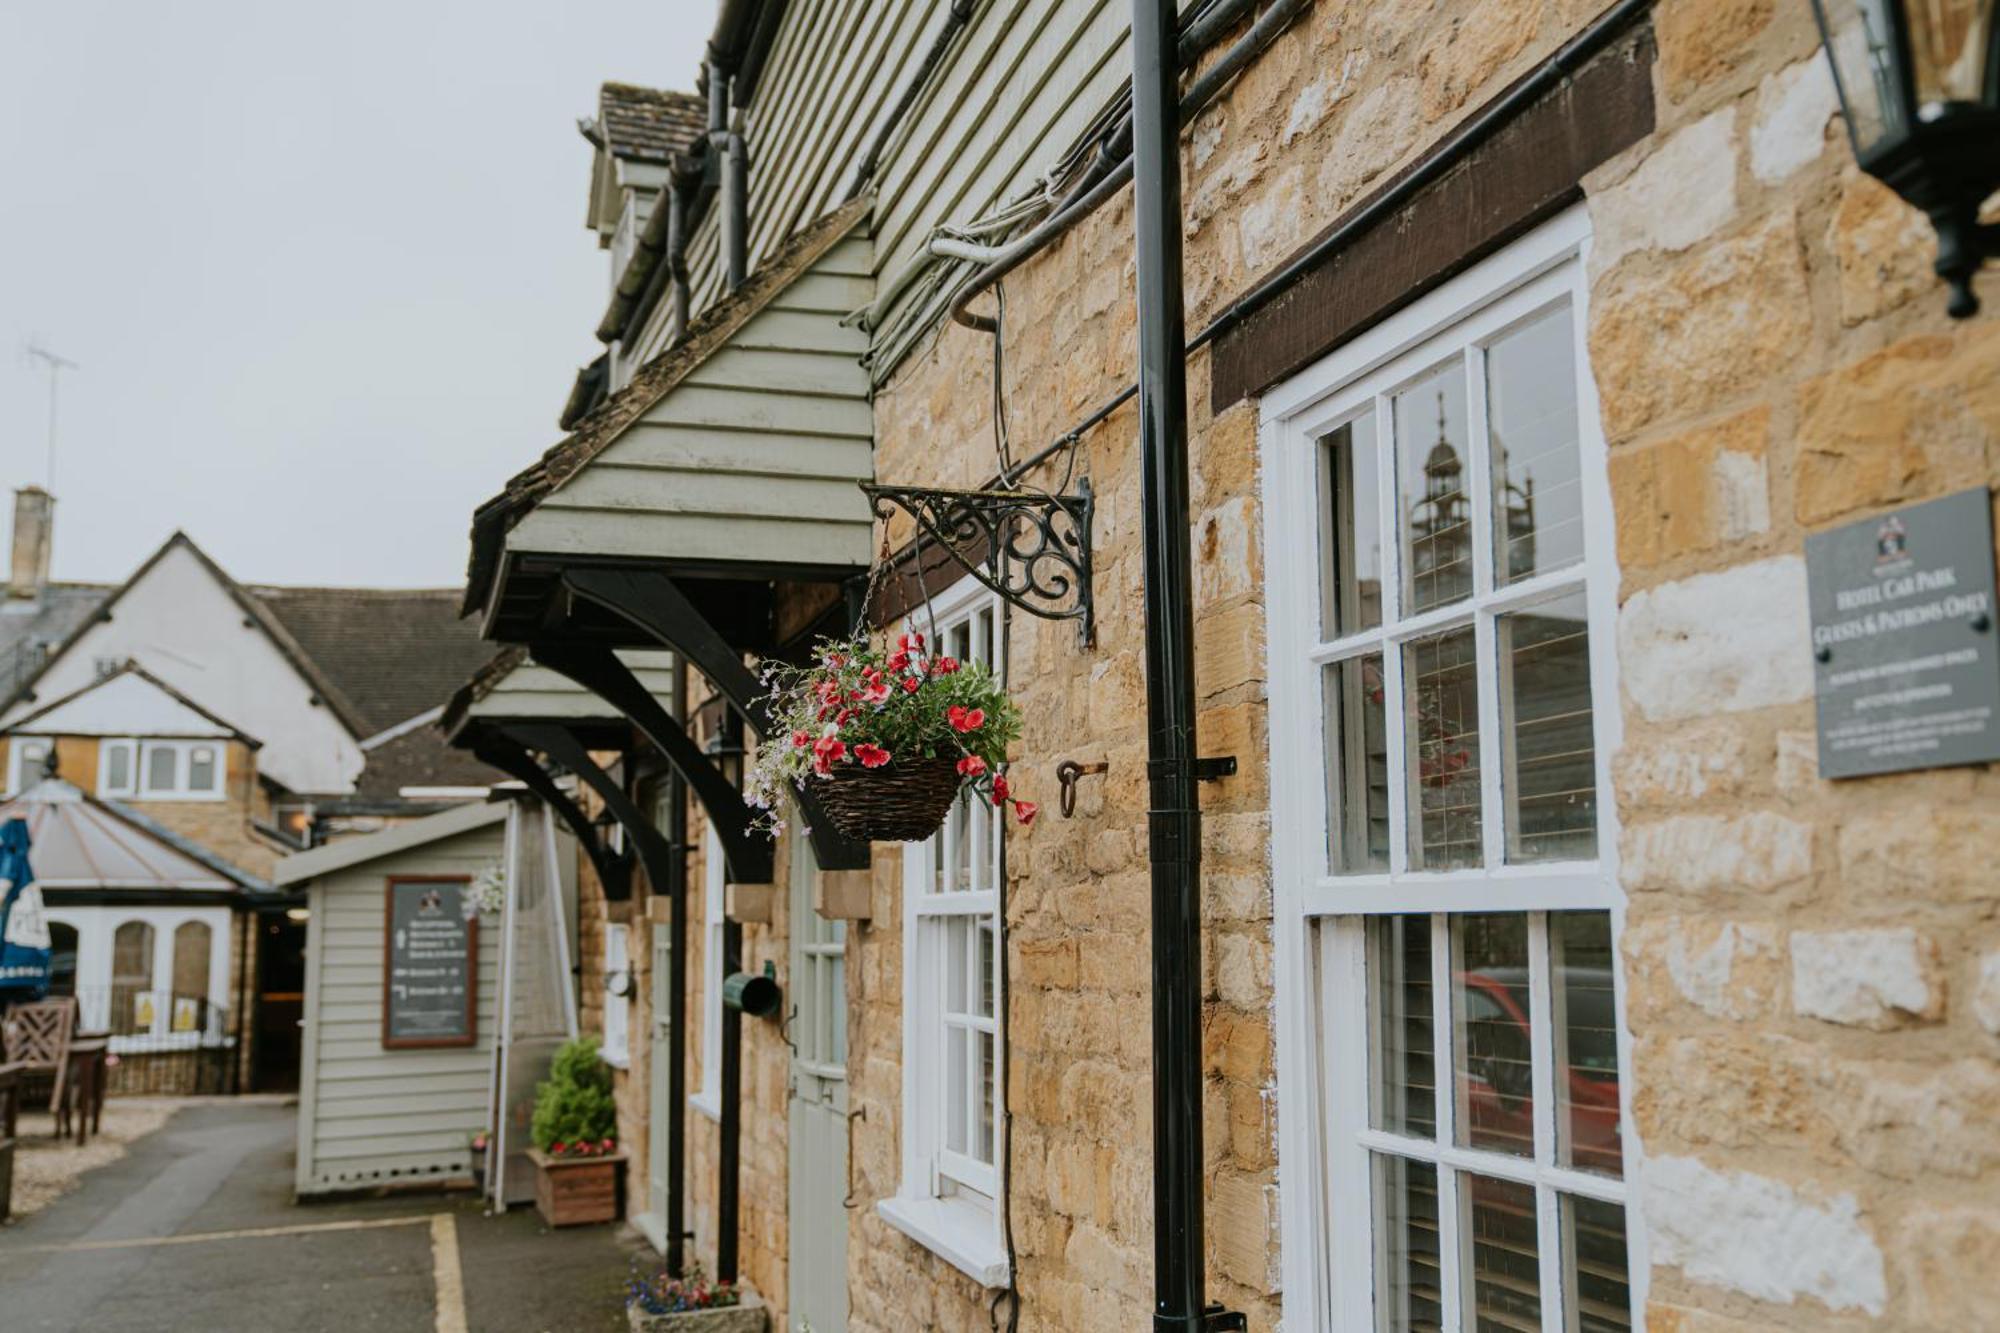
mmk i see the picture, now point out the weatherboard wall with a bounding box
[294,819,504,1198]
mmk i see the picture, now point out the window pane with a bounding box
[145,745,177,793]
[18,740,49,786]
[189,745,218,792]
[946,917,970,1014]
[1369,915,1435,1138]
[1463,1173,1540,1330]
[112,920,155,1034]
[1487,306,1584,585]
[1374,1154,1444,1333]
[1562,1194,1632,1333]
[1396,361,1473,613]
[1405,627,1482,870]
[1554,912,1622,1175]
[946,1029,968,1154]
[830,954,846,1064]
[977,919,995,1019]
[171,921,211,999]
[1500,594,1597,862]
[1317,413,1383,636]
[977,1030,995,1164]
[1454,915,1533,1157]
[1323,653,1389,873]
[104,743,131,792]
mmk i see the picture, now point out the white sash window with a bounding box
[1263,211,1639,1332]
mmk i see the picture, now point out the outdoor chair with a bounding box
[1,997,78,1117]
[0,1061,22,1221]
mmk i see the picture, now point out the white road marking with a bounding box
[13,1212,431,1254]
[430,1212,468,1333]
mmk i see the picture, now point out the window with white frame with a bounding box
[7,736,52,793]
[1263,214,1635,1333]
[108,740,226,801]
[881,578,1008,1287]
[602,922,632,1066]
[693,825,725,1118]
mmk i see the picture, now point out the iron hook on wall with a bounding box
[1055,759,1108,818]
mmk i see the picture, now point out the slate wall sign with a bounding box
[383,875,477,1049]
[1806,486,2000,779]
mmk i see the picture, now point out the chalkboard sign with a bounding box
[382,876,477,1049]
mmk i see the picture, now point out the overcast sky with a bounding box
[0,1,706,588]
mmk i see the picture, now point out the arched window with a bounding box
[112,920,156,1034]
[47,921,77,997]
[171,921,212,1032]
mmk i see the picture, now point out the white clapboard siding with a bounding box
[294,815,507,1197]
[468,650,676,725]
[509,213,877,572]
[649,0,1195,381]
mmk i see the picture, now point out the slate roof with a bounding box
[0,583,113,699]
[591,83,706,164]
[350,724,501,801]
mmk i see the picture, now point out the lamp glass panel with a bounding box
[1905,0,1997,109]
[1817,0,1912,152]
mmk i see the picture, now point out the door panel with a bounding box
[647,922,673,1243]
[787,835,847,1333]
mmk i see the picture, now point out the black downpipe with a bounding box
[1130,2,1217,1329]
[664,662,690,1275]
[707,59,749,293]
[666,177,692,345]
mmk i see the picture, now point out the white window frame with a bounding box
[1261,210,1645,1331]
[132,739,226,801]
[6,736,53,794]
[601,921,632,1067]
[691,823,725,1120]
[97,739,138,797]
[878,575,1010,1289]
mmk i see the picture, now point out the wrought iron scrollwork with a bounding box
[861,479,1094,645]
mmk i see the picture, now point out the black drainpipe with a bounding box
[665,175,692,344]
[1131,1,1233,1329]
[664,662,691,1275]
[707,55,749,292]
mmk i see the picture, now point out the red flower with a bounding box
[837,708,857,726]
[860,678,891,704]
[600,1137,614,1150]
[934,656,960,674]
[902,677,921,693]
[854,743,892,769]
[886,650,910,673]
[811,736,847,776]
[956,755,986,777]
[990,775,1010,802]
[899,632,925,651]
[1013,800,1039,826]
[792,730,810,749]
[947,705,985,733]
[552,1141,567,1155]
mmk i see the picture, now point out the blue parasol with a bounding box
[0,817,49,1002]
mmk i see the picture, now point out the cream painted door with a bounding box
[787,835,848,1333]
[645,921,673,1245]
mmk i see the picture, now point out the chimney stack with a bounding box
[10,488,54,599]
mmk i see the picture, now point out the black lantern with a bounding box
[1809,0,2000,316]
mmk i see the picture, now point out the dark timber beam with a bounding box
[528,642,775,886]
[500,723,679,906]
[562,567,870,872]
[471,732,632,899]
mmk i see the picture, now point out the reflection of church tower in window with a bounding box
[1490,424,1538,581]
[1410,392,1471,604]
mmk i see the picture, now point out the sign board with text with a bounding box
[382,876,477,1048]
[1806,487,2000,779]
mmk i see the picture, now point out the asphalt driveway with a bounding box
[0,1100,650,1332]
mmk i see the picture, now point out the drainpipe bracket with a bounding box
[1203,1308,1248,1333]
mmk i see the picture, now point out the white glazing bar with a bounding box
[1429,913,1464,1331]
[1464,344,1496,602]
[1529,913,1563,1333]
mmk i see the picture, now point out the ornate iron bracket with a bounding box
[861,479,1095,646]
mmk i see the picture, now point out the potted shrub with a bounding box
[527,1036,624,1227]
[626,1261,766,1332]
[747,631,1035,843]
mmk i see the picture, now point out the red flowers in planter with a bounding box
[854,743,892,769]
[947,705,985,733]
[957,755,987,777]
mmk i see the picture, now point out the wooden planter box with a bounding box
[528,1147,625,1227]
[627,1295,767,1333]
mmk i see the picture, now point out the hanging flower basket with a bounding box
[748,632,1035,844]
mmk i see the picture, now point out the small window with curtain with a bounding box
[99,739,137,796]
[112,920,157,1035]
[7,737,52,794]
[171,921,212,1032]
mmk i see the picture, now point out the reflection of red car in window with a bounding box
[1457,967,1621,1173]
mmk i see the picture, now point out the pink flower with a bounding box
[1013,800,1039,826]
[902,677,922,693]
[956,755,986,777]
[934,656,960,674]
[811,736,847,776]
[860,679,891,704]
[854,743,891,769]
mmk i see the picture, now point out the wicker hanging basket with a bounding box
[811,755,964,842]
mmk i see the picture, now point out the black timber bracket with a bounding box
[561,567,870,872]
[528,641,774,886]
[501,722,679,904]
[471,731,632,900]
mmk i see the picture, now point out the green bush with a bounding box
[530,1036,617,1152]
